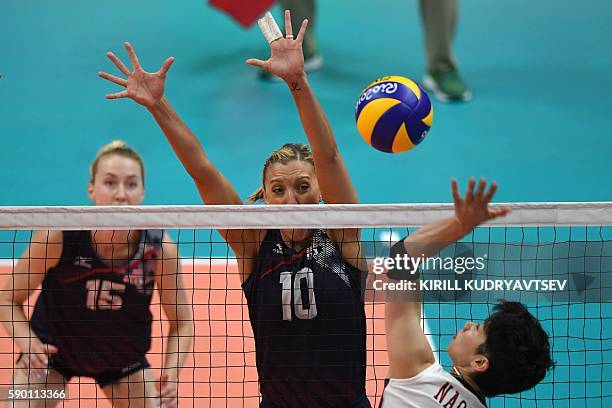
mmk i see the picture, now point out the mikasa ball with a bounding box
[355,76,434,153]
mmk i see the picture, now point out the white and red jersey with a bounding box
[382,363,487,408]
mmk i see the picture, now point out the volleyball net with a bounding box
[0,203,610,407]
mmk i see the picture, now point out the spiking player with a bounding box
[381,179,554,407]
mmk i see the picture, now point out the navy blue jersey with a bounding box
[30,230,162,376]
[243,229,367,407]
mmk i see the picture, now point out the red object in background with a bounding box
[209,0,276,28]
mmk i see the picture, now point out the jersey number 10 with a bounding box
[279,268,318,321]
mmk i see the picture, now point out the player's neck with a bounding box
[279,229,313,252]
[451,366,486,403]
[90,230,141,263]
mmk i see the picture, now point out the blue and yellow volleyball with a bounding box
[355,76,433,153]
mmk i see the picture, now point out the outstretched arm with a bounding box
[246,11,358,205]
[386,179,511,379]
[99,44,259,281]
[99,43,241,207]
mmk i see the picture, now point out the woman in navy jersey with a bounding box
[0,141,193,408]
[98,11,369,408]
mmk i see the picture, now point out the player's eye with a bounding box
[298,183,310,192]
[104,180,115,187]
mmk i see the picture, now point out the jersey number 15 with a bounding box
[86,279,126,311]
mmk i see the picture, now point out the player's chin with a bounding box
[447,341,459,362]
[448,335,458,350]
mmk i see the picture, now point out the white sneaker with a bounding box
[303,54,323,72]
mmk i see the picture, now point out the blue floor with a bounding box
[1,0,611,406]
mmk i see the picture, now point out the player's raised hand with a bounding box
[246,10,308,83]
[99,42,174,109]
[451,178,511,234]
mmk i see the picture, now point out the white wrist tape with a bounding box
[258,11,283,44]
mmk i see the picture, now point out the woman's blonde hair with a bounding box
[247,143,315,204]
[89,140,145,186]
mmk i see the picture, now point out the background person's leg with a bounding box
[278,0,318,60]
[420,0,457,72]
[419,0,471,101]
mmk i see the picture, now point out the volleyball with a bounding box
[355,76,433,153]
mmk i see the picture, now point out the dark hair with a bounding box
[473,300,554,397]
[247,143,315,204]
